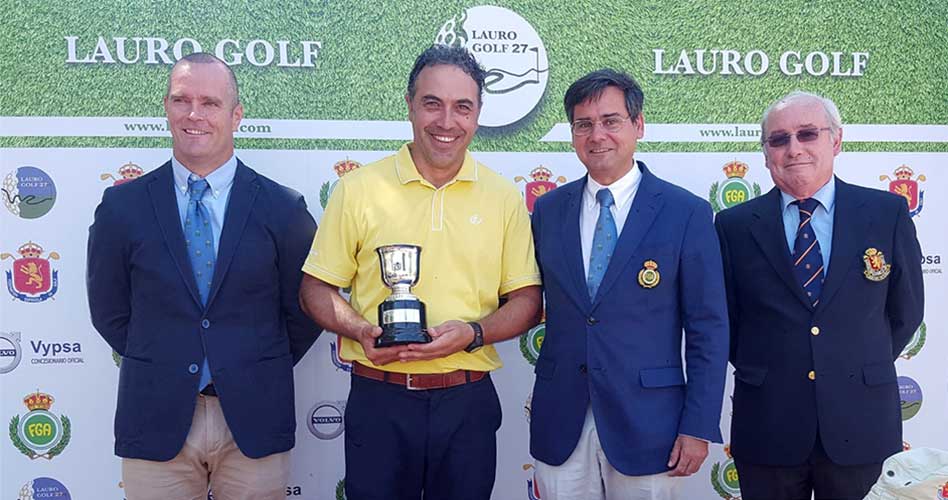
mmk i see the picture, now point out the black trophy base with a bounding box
[376,300,430,347]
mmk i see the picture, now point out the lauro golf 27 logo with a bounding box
[435,6,549,127]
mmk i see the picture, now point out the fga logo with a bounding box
[710,444,741,499]
[308,400,346,440]
[2,241,60,302]
[18,477,71,500]
[100,161,145,186]
[898,376,923,421]
[709,160,761,213]
[520,322,545,366]
[880,165,926,218]
[336,478,346,500]
[0,331,22,374]
[2,166,56,219]
[899,322,926,360]
[515,167,566,214]
[319,159,362,209]
[9,390,71,460]
[435,5,549,127]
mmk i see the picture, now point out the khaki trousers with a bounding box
[122,394,289,500]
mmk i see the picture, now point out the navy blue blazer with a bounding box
[529,163,729,476]
[87,160,321,460]
[715,177,924,467]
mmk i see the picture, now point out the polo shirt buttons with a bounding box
[188,364,199,374]
[202,319,210,329]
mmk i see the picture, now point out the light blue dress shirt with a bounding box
[780,178,835,273]
[171,155,237,255]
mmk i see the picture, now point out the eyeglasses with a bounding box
[571,115,632,136]
[763,127,832,148]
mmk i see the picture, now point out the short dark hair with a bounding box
[564,69,644,123]
[406,45,486,105]
[166,52,240,107]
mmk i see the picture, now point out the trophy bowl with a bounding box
[375,244,431,347]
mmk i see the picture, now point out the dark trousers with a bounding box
[735,434,882,500]
[344,372,503,500]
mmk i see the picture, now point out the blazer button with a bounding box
[810,326,820,336]
[188,363,199,374]
[579,364,588,374]
[808,370,816,380]
[586,317,598,325]
[202,319,210,329]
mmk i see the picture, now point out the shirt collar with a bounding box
[584,162,642,209]
[171,154,238,199]
[394,143,478,186]
[780,176,836,213]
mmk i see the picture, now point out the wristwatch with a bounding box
[465,321,484,353]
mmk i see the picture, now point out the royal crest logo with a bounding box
[1,331,22,374]
[435,6,549,127]
[329,335,352,372]
[18,477,72,500]
[2,166,57,219]
[2,241,60,302]
[522,464,542,499]
[520,322,545,366]
[100,162,145,186]
[899,322,926,360]
[320,159,362,209]
[710,444,741,499]
[709,161,761,213]
[898,376,923,421]
[336,478,346,500]
[515,166,566,213]
[880,165,926,218]
[9,390,71,460]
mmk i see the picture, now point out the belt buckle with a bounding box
[405,373,424,391]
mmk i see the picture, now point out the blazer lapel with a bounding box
[559,178,592,311]
[817,178,868,311]
[148,162,203,307]
[593,162,662,306]
[749,187,813,309]
[205,161,259,309]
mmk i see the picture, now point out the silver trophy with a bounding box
[375,244,431,347]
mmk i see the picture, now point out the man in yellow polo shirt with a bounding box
[299,45,542,500]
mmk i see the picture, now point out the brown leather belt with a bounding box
[352,362,486,390]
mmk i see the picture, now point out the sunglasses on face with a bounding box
[763,127,832,148]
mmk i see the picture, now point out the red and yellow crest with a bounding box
[100,162,144,186]
[880,165,926,217]
[515,166,566,213]
[2,241,60,302]
[862,248,891,282]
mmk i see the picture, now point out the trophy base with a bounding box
[376,300,430,347]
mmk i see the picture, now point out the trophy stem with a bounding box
[390,283,414,300]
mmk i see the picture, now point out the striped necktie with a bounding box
[792,198,824,306]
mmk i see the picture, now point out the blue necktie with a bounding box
[792,198,824,306]
[587,188,617,299]
[186,177,215,389]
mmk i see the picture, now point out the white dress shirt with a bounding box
[580,163,642,277]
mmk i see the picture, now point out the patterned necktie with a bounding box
[587,188,617,299]
[185,177,215,389]
[792,198,824,306]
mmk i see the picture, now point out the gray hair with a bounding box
[761,91,842,143]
